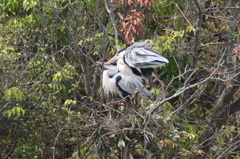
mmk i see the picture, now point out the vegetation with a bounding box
[0,0,239,158]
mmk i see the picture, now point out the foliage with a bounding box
[111,0,155,44]
[5,87,24,101]
[0,0,239,158]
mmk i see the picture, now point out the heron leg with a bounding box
[129,89,139,106]
[134,89,139,106]
[153,75,165,99]
[143,76,149,88]
[124,100,131,115]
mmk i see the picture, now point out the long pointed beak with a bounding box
[104,55,118,65]
[96,61,104,65]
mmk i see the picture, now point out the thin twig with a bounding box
[175,4,193,28]
[150,49,226,114]
[53,123,69,159]
[5,141,17,159]
[104,0,119,51]
[193,0,203,57]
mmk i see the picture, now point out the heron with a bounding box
[104,41,169,94]
[98,62,154,114]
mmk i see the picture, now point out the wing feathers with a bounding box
[124,41,169,68]
[118,75,153,99]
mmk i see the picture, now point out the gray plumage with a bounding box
[119,41,169,69]
[102,63,154,100]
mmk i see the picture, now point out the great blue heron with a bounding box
[99,62,154,113]
[105,41,169,91]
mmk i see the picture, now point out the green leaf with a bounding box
[118,139,125,148]
[64,99,77,106]
[53,72,64,82]
[3,106,25,119]
[157,141,163,150]
[4,87,24,101]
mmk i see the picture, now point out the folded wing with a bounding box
[124,41,169,68]
[116,74,154,100]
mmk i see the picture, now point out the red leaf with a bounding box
[132,19,136,25]
[127,0,133,5]
[121,22,126,31]
[117,12,124,20]
[131,26,136,33]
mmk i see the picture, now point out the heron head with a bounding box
[103,62,117,69]
[103,62,118,76]
[117,48,126,57]
[104,48,126,65]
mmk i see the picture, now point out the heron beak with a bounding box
[96,61,104,65]
[104,55,118,65]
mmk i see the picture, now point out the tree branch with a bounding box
[193,0,203,64]
[5,141,17,159]
[104,0,119,51]
[150,50,226,114]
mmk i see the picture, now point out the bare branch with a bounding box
[193,0,203,60]
[150,48,226,114]
[104,0,119,50]
[175,4,194,28]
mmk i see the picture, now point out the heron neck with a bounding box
[117,59,133,76]
[102,70,116,96]
[106,68,118,77]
